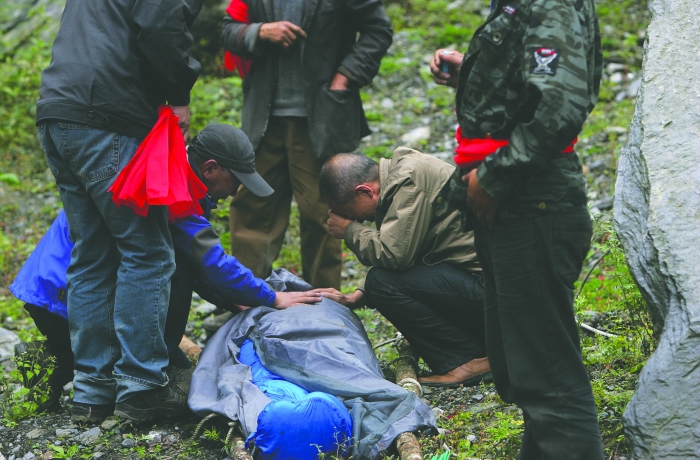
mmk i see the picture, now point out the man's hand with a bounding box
[327,210,352,239]
[329,73,350,91]
[312,288,366,310]
[272,291,322,310]
[171,105,191,141]
[463,169,499,229]
[429,49,464,88]
[259,21,307,50]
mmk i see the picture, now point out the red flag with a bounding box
[224,0,252,78]
[109,106,208,221]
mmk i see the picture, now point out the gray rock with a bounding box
[400,126,431,146]
[613,1,700,457]
[0,327,20,363]
[381,98,394,110]
[21,453,35,460]
[26,428,45,440]
[100,419,119,431]
[121,438,135,448]
[55,428,78,438]
[74,427,101,446]
[193,301,217,316]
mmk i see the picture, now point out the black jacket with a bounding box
[222,0,392,160]
[36,0,202,139]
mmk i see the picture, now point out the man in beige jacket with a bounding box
[316,148,490,387]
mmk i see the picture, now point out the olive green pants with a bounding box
[229,117,342,289]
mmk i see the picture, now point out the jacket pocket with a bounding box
[311,86,362,159]
[473,14,521,78]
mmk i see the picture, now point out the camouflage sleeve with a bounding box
[476,0,598,199]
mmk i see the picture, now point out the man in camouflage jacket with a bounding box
[430,0,604,458]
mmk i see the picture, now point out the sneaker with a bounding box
[114,384,188,422]
[71,402,115,424]
[418,357,492,388]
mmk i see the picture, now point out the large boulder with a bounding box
[613,0,700,458]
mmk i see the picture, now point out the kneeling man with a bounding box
[317,148,490,387]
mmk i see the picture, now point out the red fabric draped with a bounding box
[108,106,207,221]
[453,126,578,169]
[224,0,252,78]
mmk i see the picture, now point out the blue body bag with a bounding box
[238,340,353,459]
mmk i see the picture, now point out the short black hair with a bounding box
[319,153,379,204]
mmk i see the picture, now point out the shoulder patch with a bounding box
[530,48,559,75]
[502,5,517,15]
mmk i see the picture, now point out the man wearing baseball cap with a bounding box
[188,123,274,198]
[10,123,321,422]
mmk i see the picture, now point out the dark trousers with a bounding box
[229,117,342,289]
[474,211,604,460]
[364,263,486,374]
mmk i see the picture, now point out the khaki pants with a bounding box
[229,117,342,289]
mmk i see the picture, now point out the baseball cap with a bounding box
[188,124,274,197]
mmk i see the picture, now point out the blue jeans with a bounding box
[39,122,175,404]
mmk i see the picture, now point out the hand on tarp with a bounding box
[272,291,322,310]
[108,105,208,221]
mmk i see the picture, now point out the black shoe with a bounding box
[166,366,193,398]
[114,384,188,422]
[71,402,115,423]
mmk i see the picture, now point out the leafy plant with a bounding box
[203,426,221,441]
[0,340,54,426]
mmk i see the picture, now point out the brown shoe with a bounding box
[418,357,492,388]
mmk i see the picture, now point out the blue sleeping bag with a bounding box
[238,340,353,459]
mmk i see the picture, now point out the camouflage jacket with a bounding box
[344,148,481,290]
[456,0,602,215]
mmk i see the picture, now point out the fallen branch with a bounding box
[393,339,424,460]
[579,322,621,338]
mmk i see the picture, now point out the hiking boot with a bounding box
[114,384,188,422]
[71,402,115,424]
[166,366,194,398]
[418,357,492,388]
[202,311,233,333]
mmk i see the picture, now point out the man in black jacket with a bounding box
[36,0,202,422]
[223,0,392,289]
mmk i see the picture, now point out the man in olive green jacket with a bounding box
[316,148,490,387]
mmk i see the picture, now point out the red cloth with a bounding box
[453,126,578,169]
[109,106,208,221]
[224,0,252,78]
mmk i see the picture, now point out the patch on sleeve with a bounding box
[530,48,559,75]
[502,5,517,15]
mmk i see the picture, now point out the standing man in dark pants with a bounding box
[316,150,490,387]
[36,0,202,422]
[429,0,604,458]
[222,0,393,289]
